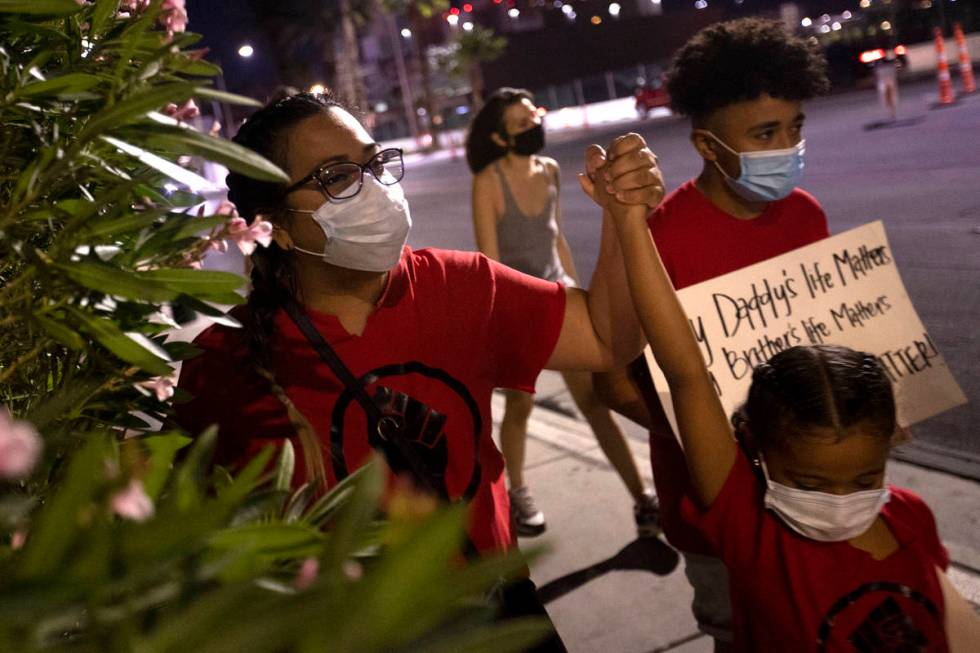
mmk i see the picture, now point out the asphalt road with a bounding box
[401,79,980,476]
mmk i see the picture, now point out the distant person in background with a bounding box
[874,51,900,122]
[594,18,831,651]
[466,88,659,540]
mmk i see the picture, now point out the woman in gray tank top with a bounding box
[466,88,658,539]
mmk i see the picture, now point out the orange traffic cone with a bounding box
[934,27,957,105]
[953,23,976,94]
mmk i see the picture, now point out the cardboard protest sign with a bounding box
[645,221,966,427]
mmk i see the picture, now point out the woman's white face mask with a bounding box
[760,456,890,542]
[289,173,412,273]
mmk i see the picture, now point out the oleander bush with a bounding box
[0,2,544,650]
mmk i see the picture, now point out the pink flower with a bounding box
[215,200,237,216]
[160,0,188,34]
[162,99,199,122]
[294,557,319,590]
[226,217,273,256]
[0,409,42,480]
[111,479,155,522]
[11,530,27,550]
[135,376,175,402]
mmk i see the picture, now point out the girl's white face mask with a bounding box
[289,173,412,273]
[760,456,890,542]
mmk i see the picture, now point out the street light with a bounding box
[237,44,254,58]
[400,28,411,38]
[463,21,474,31]
[608,3,621,17]
[309,83,326,94]
[508,8,520,18]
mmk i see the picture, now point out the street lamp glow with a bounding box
[608,3,621,17]
[508,7,520,18]
[562,4,573,13]
[881,21,892,31]
[860,0,870,7]
[831,21,841,31]
[842,10,852,19]
[309,83,325,94]
[694,0,707,9]
[237,44,254,58]
[463,21,474,31]
[400,28,411,38]
[447,13,460,25]
[801,17,812,27]
[590,14,601,24]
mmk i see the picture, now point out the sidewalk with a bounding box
[497,370,980,653]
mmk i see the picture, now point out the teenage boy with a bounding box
[596,18,831,651]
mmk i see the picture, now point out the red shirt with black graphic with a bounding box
[689,450,949,652]
[646,180,830,555]
[175,247,566,553]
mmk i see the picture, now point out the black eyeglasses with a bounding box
[285,148,405,200]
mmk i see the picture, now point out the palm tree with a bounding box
[447,25,506,107]
[381,0,449,149]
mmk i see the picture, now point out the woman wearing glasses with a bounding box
[466,89,658,539]
[176,93,663,649]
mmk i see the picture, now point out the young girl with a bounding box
[593,148,980,651]
[175,93,662,651]
[466,88,658,538]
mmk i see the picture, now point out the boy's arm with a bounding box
[598,138,736,507]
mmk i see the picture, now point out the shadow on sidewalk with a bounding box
[537,537,680,605]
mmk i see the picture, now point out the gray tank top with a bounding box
[493,161,570,284]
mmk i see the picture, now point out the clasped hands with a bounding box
[578,133,665,220]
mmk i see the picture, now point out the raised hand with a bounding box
[578,133,664,214]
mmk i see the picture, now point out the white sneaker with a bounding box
[509,486,546,537]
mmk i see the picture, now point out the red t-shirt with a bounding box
[646,180,830,555]
[690,451,949,652]
[175,247,566,554]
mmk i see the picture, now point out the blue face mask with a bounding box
[705,132,806,203]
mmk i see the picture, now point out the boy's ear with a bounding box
[691,130,718,162]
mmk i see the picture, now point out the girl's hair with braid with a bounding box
[225,92,356,487]
[225,92,350,365]
[736,345,896,444]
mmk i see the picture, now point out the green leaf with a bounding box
[174,57,223,77]
[15,73,102,98]
[90,0,121,37]
[56,261,176,302]
[193,86,262,108]
[34,312,85,350]
[83,82,196,137]
[275,440,295,493]
[19,436,109,578]
[139,268,245,298]
[69,307,173,375]
[173,426,218,511]
[208,523,323,558]
[171,215,225,240]
[0,0,83,14]
[81,210,164,239]
[142,433,192,500]
[119,124,290,184]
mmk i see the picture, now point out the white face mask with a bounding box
[289,174,412,273]
[760,456,890,542]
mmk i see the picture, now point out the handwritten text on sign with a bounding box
[646,221,966,427]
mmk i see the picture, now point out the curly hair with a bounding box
[465,87,533,174]
[666,18,830,123]
[739,345,896,445]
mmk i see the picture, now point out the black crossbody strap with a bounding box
[281,300,448,501]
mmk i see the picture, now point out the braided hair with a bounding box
[226,92,349,365]
[739,345,896,444]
